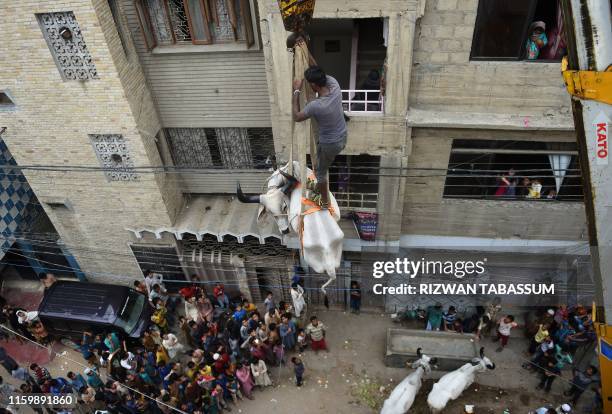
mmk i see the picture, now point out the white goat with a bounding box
[427,347,495,413]
[381,348,437,414]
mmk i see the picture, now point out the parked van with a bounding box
[38,281,152,340]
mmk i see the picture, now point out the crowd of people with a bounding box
[420,300,601,412]
[0,271,332,413]
[0,269,604,413]
[519,305,601,409]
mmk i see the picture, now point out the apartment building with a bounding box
[0,0,591,308]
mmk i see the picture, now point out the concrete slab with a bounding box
[385,328,478,370]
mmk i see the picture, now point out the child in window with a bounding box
[526,21,548,60]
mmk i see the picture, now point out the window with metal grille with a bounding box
[443,140,584,201]
[306,154,380,211]
[470,0,566,61]
[165,127,274,169]
[134,0,256,50]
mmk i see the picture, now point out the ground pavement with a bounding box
[0,307,593,414]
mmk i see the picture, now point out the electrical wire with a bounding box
[0,324,188,414]
[0,240,597,295]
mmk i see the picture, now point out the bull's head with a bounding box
[470,347,495,371]
[237,172,299,234]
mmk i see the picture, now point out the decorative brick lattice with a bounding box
[88,134,138,181]
[37,11,98,81]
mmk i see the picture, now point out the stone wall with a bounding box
[410,0,572,120]
[402,128,587,241]
[0,0,181,284]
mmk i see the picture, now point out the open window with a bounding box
[307,18,387,114]
[470,0,566,61]
[443,140,583,201]
[135,0,256,51]
[306,154,380,211]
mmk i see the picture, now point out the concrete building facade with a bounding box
[0,0,591,307]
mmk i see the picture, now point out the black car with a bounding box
[38,281,152,341]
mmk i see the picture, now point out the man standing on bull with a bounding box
[292,39,347,209]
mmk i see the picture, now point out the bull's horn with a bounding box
[278,170,299,195]
[479,347,485,358]
[278,169,299,184]
[236,183,260,204]
[416,348,422,358]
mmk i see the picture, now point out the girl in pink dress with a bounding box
[236,362,255,399]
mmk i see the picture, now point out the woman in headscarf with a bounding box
[526,21,548,60]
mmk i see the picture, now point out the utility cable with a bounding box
[0,324,188,414]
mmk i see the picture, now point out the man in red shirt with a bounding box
[213,283,230,309]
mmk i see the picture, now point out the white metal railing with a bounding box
[341,89,384,114]
[333,191,378,211]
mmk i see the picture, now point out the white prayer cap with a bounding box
[213,353,220,361]
[560,404,571,412]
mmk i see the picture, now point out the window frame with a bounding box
[470,0,538,61]
[137,0,256,49]
[108,0,131,57]
[442,141,584,202]
[134,0,158,51]
[184,0,213,44]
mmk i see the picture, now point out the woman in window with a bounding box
[526,21,548,60]
[494,169,517,198]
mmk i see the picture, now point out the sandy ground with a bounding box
[2,306,594,414]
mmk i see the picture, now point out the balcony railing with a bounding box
[334,191,378,211]
[341,90,384,114]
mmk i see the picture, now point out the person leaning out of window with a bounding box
[526,21,548,60]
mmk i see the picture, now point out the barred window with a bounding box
[134,0,255,50]
[165,127,274,169]
[443,140,584,201]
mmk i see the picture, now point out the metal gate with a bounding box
[303,259,385,311]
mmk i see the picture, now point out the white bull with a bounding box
[237,162,343,293]
[380,348,437,414]
[427,347,495,413]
